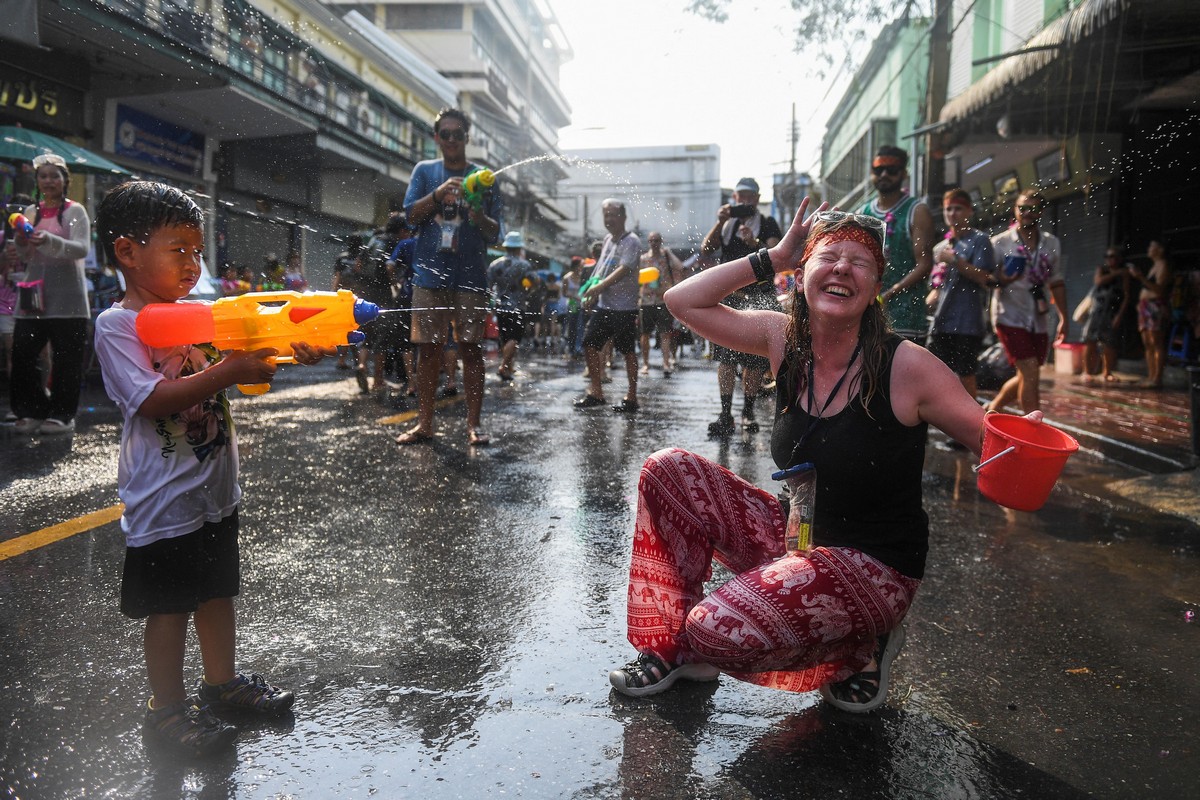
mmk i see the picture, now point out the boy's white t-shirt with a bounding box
[94,304,241,548]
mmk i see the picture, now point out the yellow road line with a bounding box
[377,394,462,426]
[0,504,124,562]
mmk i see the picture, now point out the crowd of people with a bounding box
[2,110,1196,760]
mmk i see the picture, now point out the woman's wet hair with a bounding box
[783,215,893,417]
[95,181,204,265]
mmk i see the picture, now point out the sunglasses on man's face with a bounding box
[872,165,901,177]
[1017,204,1042,213]
[438,128,466,142]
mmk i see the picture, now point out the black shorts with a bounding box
[639,304,674,336]
[583,308,639,354]
[928,333,983,377]
[711,344,770,371]
[120,511,240,619]
[495,308,525,344]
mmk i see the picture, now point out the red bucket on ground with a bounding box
[976,414,1079,511]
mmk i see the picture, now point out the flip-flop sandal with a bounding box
[468,431,491,447]
[395,430,434,445]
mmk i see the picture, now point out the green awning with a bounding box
[0,126,131,175]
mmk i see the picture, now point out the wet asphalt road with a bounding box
[1,348,1198,799]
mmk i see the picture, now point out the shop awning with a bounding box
[939,0,1131,125]
[0,125,131,175]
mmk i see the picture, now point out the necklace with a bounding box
[786,338,863,466]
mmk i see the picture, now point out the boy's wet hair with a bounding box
[96,181,204,266]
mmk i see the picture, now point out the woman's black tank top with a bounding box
[770,335,930,578]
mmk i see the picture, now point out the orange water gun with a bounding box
[7,213,34,237]
[135,289,381,395]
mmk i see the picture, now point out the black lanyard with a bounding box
[787,339,863,465]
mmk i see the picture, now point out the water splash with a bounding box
[490,153,588,177]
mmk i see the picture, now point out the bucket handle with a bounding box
[972,445,1016,473]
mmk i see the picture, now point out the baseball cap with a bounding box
[734,178,760,194]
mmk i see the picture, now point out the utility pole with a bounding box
[923,0,953,204]
[786,102,799,221]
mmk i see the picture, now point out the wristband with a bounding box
[748,248,774,283]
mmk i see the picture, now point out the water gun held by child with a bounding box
[136,289,381,395]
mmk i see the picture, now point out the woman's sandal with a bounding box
[820,624,906,713]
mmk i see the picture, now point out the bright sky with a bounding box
[551,0,855,201]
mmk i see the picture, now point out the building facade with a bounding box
[3,0,459,289]
[936,0,1200,328]
[558,144,722,257]
[819,15,931,210]
[337,0,574,269]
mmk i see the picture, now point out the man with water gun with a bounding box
[396,107,502,448]
[574,199,642,414]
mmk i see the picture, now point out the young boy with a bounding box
[93,181,334,756]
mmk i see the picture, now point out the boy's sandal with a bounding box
[820,624,906,713]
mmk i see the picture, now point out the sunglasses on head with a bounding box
[872,165,901,177]
[438,128,466,142]
[810,210,886,245]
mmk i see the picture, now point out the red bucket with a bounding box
[976,414,1079,511]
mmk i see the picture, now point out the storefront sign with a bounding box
[114,104,205,178]
[0,72,84,131]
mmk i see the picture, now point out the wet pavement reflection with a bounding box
[1,352,1197,798]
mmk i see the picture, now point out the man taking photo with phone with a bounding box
[699,177,783,436]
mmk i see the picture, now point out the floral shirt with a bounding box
[990,226,1063,334]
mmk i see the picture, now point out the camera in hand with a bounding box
[728,203,756,219]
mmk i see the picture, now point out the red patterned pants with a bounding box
[626,448,921,693]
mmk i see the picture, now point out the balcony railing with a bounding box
[95,0,429,164]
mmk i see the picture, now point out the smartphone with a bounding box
[1003,254,1026,277]
[728,203,756,219]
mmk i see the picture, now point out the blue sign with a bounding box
[114,104,205,178]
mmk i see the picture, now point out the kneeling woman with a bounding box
[608,200,1038,711]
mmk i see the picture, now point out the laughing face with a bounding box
[798,238,881,319]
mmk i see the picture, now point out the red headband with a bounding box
[801,227,885,276]
[872,155,904,169]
